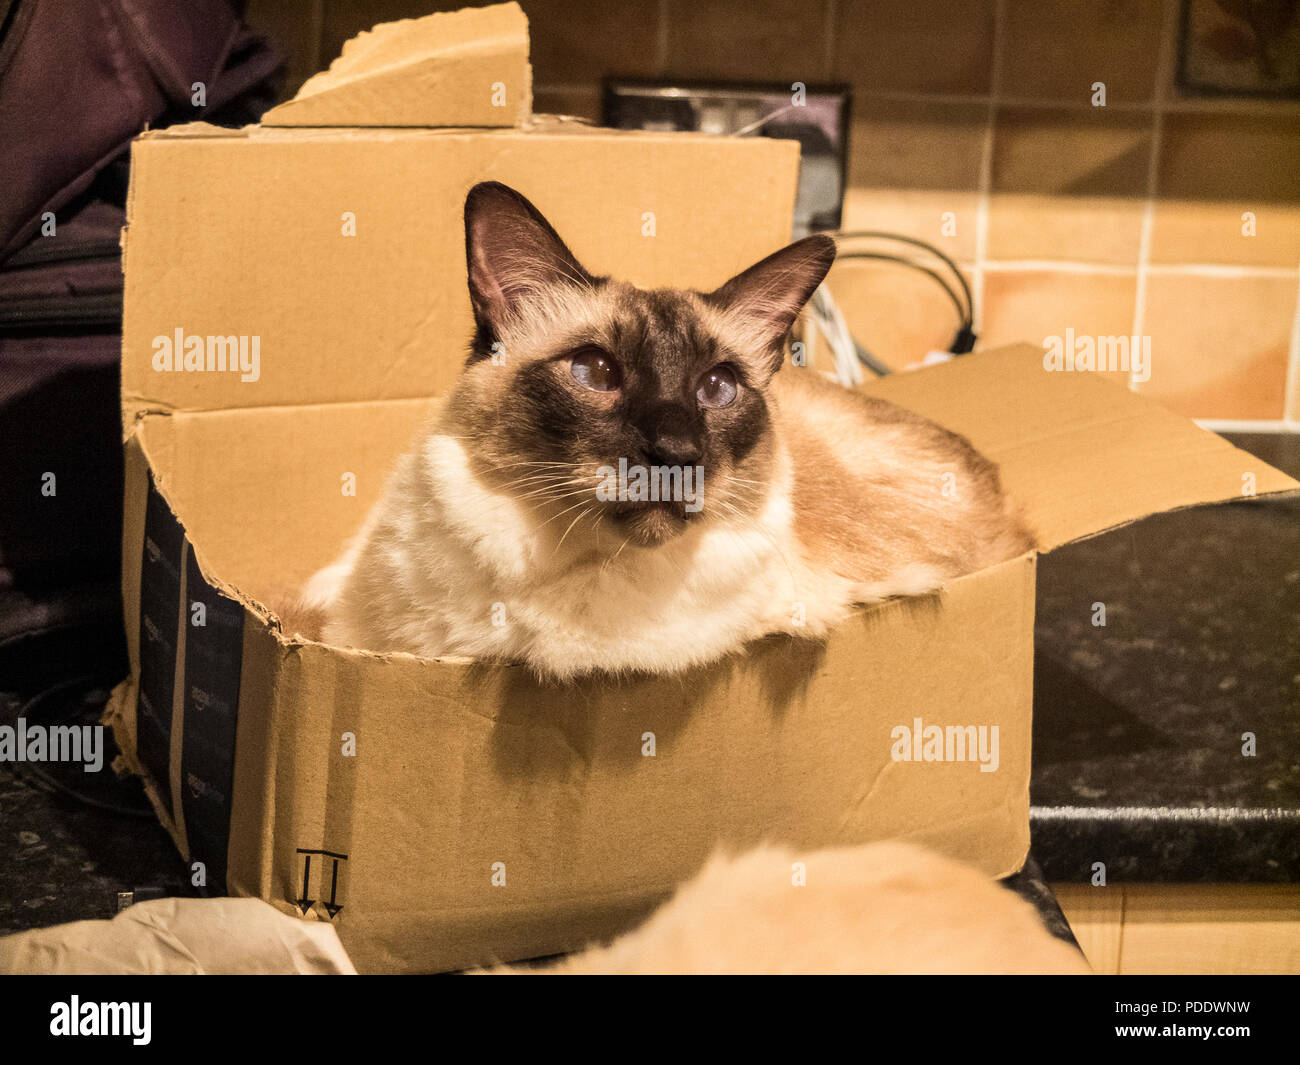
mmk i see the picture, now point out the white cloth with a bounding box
[0,897,356,975]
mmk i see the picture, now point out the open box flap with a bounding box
[260,2,530,128]
[863,344,1300,551]
[120,127,800,421]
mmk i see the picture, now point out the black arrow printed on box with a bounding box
[295,848,348,918]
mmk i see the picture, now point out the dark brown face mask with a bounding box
[455,180,835,545]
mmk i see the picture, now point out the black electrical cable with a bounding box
[5,676,156,820]
[833,230,978,356]
[836,230,974,322]
[833,251,966,321]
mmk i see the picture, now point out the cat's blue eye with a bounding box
[697,364,739,408]
[569,348,621,392]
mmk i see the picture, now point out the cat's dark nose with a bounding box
[644,405,703,467]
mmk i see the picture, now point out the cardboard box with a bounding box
[261,2,531,128]
[105,13,1300,974]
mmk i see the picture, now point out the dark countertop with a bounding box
[0,658,194,935]
[1031,431,1300,884]
[1003,854,1078,946]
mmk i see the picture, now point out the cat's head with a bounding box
[447,181,834,548]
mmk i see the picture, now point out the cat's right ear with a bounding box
[464,182,592,337]
[705,234,836,373]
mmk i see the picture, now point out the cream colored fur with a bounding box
[493,841,1091,975]
[308,420,826,678]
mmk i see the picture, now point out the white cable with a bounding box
[810,285,863,387]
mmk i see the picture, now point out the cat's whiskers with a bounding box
[534,495,601,536]
[601,531,636,574]
[706,482,767,521]
[554,504,596,556]
[494,474,588,493]
[440,437,568,466]
[489,469,585,485]
[470,458,589,478]
[538,498,608,563]
[510,482,601,506]
[516,493,596,514]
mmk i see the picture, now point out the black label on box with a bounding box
[179,549,244,895]
[136,471,183,818]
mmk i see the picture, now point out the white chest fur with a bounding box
[311,433,858,678]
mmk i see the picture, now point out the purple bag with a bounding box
[0,0,281,674]
[0,0,281,261]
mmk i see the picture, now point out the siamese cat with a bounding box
[299,182,1033,678]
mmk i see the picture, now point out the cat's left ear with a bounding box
[704,234,836,371]
[464,182,593,337]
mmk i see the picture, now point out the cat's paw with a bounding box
[300,559,352,610]
[848,562,947,605]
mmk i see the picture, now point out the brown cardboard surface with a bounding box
[121,125,800,420]
[113,344,1296,970]
[261,2,531,128]
[240,542,1034,973]
[136,400,441,592]
[862,345,1300,550]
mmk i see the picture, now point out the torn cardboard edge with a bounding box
[135,115,651,143]
[261,2,531,128]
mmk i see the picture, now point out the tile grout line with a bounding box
[973,0,1006,341]
[820,87,1300,116]
[1285,261,1300,421]
[980,260,1299,278]
[1197,417,1300,433]
[823,0,837,82]
[656,0,670,77]
[1130,0,1180,391]
[1144,262,1300,278]
[526,84,1300,120]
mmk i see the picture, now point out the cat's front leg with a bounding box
[301,557,353,610]
[846,561,949,606]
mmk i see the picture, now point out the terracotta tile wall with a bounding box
[245,0,1300,426]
